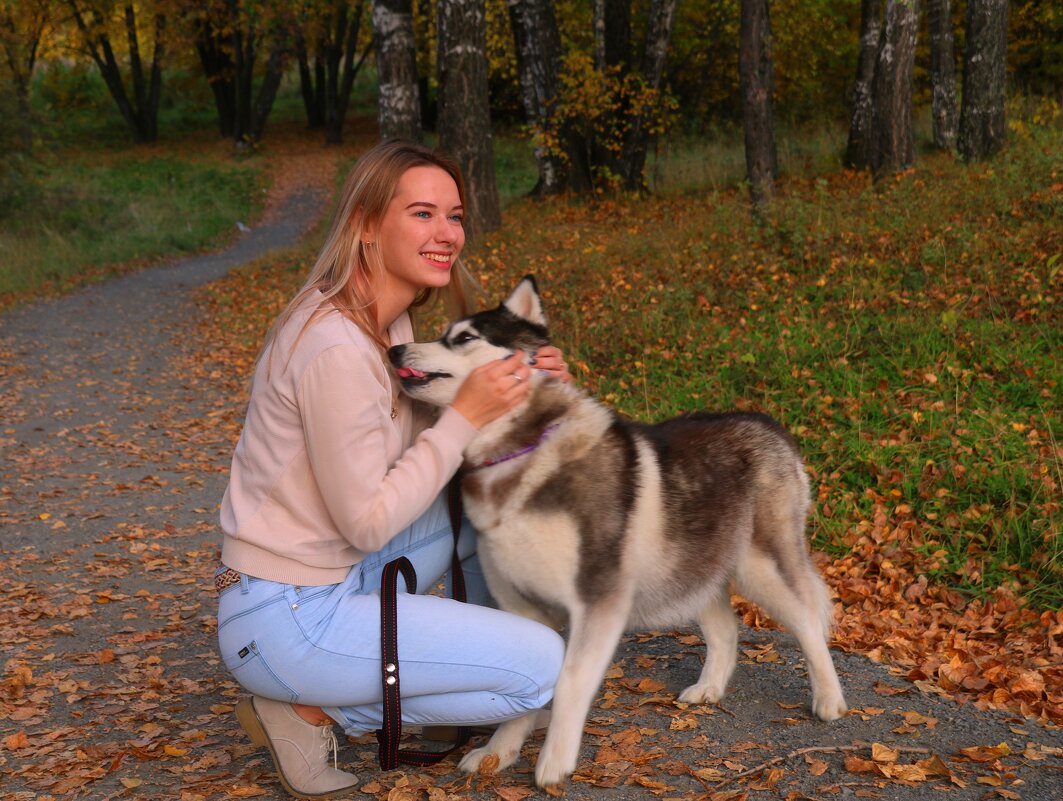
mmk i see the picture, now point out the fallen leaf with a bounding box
[3,731,29,750]
[956,742,1011,762]
[871,743,899,763]
[494,787,536,801]
[805,756,829,776]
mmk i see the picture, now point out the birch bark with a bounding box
[373,0,421,142]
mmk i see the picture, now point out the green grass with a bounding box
[465,118,1062,610]
[0,155,264,300]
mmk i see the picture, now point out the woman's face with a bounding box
[373,165,465,300]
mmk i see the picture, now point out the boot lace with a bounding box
[318,725,339,770]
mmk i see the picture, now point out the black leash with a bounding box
[376,477,471,769]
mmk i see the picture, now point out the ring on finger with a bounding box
[512,373,523,382]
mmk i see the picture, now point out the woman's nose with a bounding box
[434,217,458,243]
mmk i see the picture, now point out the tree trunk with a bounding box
[296,34,325,129]
[68,1,164,144]
[373,0,421,141]
[619,0,677,191]
[845,0,882,168]
[325,0,371,145]
[927,0,957,149]
[251,39,288,142]
[593,0,631,73]
[437,0,501,240]
[739,0,776,208]
[506,0,571,194]
[869,0,919,175]
[190,7,236,138]
[0,1,50,122]
[230,23,254,144]
[958,0,1008,161]
[590,0,633,182]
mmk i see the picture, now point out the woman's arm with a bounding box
[300,345,476,553]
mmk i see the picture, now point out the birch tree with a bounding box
[506,0,572,194]
[739,0,776,208]
[845,0,918,174]
[958,0,1008,161]
[869,0,919,174]
[927,0,957,149]
[844,0,881,168]
[373,0,421,141]
[437,0,500,239]
[618,0,677,191]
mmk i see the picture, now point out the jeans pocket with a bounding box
[224,640,299,703]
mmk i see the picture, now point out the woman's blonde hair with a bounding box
[263,139,476,368]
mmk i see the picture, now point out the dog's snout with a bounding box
[387,345,406,366]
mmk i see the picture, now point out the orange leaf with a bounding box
[494,787,536,801]
[3,731,29,750]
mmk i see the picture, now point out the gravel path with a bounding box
[1,188,1060,801]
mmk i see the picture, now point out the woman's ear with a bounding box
[353,209,375,245]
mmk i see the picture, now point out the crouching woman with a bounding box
[215,140,566,797]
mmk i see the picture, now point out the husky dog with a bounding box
[388,277,847,788]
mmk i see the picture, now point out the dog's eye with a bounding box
[452,331,479,345]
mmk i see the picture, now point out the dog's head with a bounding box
[388,275,549,407]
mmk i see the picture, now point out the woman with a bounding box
[216,140,567,798]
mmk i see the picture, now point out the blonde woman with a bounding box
[216,140,567,798]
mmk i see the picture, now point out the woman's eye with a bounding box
[449,214,464,224]
[415,211,431,219]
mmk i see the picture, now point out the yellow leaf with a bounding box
[669,715,698,731]
[871,743,899,763]
[958,742,1011,762]
[891,763,928,782]
[164,744,189,756]
[120,778,143,789]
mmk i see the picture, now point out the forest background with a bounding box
[0,0,1060,730]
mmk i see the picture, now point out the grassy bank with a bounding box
[0,154,264,306]
[472,125,1061,611]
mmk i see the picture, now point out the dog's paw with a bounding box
[678,682,725,705]
[812,693,848,722]
[534,753,575,789]
[458,744,521,775]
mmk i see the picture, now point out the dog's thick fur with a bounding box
[388,277,847,788]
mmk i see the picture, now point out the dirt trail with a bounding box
[0,142,1060,800]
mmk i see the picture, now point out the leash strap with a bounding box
[376,477,470,769]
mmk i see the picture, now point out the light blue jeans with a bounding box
[216,491,565,736]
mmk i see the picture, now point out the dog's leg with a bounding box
[678,591,738,704]
[736,548,848,721]
[535,601,630,788]
[458,708,551,774]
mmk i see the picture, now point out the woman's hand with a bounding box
[451,352,533,429]
[531,345,573,383]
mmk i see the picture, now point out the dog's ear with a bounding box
[502,275,546,326]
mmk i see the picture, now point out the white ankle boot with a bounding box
[237,696,359,799]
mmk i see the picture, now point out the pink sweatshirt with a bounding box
[220,294,478,586]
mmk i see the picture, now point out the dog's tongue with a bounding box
[396,367,427,379]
